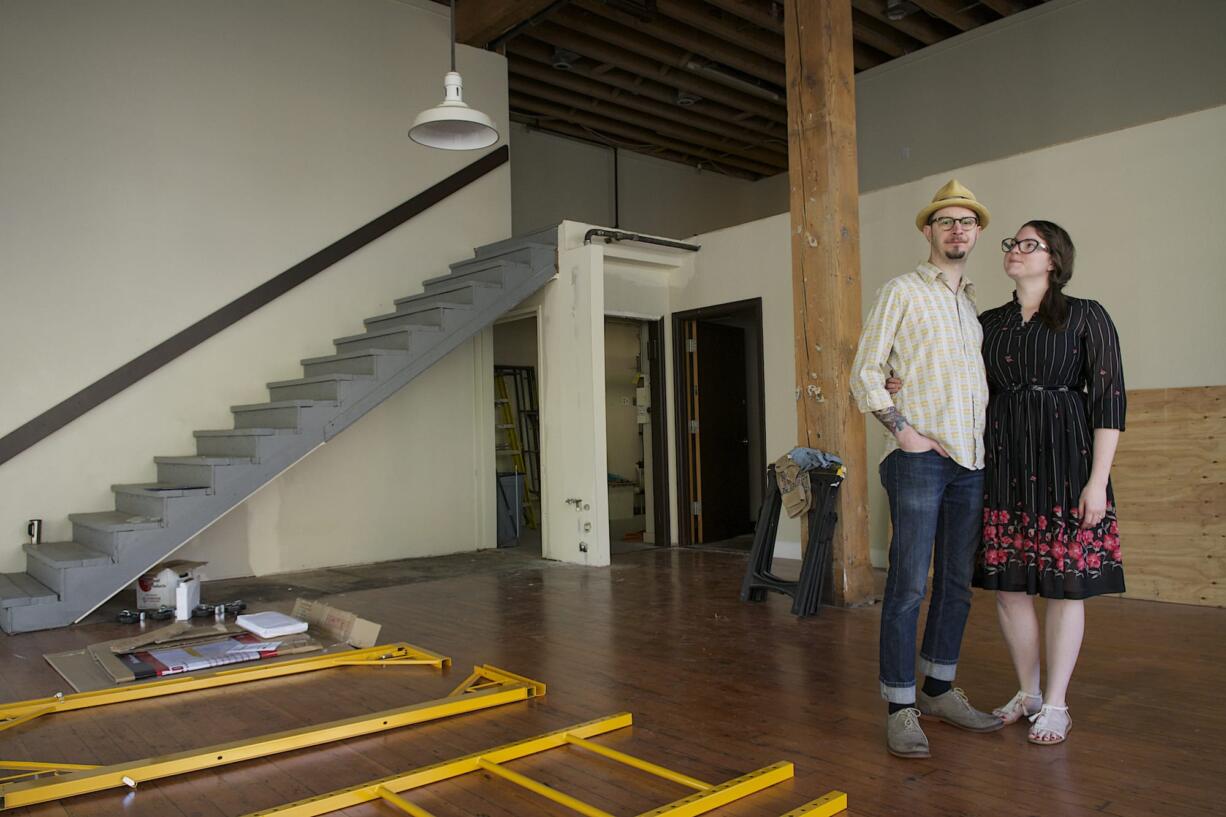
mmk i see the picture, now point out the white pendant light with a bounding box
[409,0,499,151]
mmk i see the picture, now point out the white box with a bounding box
[236,611,309,638]
[135,560,207,610]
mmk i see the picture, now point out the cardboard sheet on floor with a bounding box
[44,598,381,692]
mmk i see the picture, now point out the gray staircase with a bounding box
[0,231,557,633]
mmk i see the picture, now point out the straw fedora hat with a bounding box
[915,179,991,232]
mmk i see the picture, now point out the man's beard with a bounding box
[944,246,967,259]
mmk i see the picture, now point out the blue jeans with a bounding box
[878,450,984,703]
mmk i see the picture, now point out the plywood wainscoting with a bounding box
[1113,385,1225,606]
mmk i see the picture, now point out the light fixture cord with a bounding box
[450,0,456,72]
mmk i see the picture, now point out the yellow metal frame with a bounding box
[781,791,848,816]
[0,664,544,811]
[0,641,449,734]
[244,712,797,817]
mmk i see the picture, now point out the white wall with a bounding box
[0,0,511,577]
[689,104,1226,565]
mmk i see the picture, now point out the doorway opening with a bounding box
[605,316,669,554]
[672,298,766,549]
[492,315,541,555]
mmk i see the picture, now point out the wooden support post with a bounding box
[784,0,875,606]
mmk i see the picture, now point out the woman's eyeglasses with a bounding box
[1001,237,1050,254]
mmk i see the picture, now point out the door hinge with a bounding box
[688,420,699,434]
[691,500,702,515]
[686,338,697,353]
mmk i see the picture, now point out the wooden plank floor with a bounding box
[1,546,1222,816]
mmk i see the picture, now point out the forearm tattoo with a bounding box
[873,406,909,434]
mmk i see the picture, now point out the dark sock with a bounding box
[922,677,952,698]
[888,701,914,715]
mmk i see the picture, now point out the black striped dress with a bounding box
[974,295,1127,599]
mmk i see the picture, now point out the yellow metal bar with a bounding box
[0,642,449,731]
[477,757,616,817]
[0,761,99,772]
[635,761,794,817]
[448,664,547,698]
[243,713,635,817]
[375,786,439,817]
[565,735,712,791]
[0,665,540,811]
[0,761,101,786]
[779,791,848,817]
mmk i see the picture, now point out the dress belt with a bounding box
[1004,384,1070,392]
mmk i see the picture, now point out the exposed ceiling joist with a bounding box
[509,74,786,170]
[511,92,777,177]
[850,0,957,45]
[455,0,562,48]
[703,0,783,34]
[531,19,787,122]
[508,54,787,156]
[910,0,1000,32]
[509,37,786,142]
[563,2,785,88]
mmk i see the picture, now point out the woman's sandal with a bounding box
[1028,704,1072,745]
[994,690,1043,725]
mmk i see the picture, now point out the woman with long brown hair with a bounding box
[888,220,1127,745]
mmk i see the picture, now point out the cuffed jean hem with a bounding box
[918,656,957,682]
[880,681,917,704]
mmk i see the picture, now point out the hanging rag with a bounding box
[773,447,844,519]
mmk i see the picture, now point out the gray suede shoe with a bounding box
[886,707,931,758]
[917,688,1005,733]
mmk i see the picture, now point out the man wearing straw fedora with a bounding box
[851,180,1004,758]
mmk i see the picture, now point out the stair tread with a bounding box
[0,572,57,607]
[111,482,212,496]
[300,348,407,366]
[194,427,296,438]
[153,455,255,466]
[231,399,332,412]
[24,541,111,567]
[423,257,510,286]
[69,511,164,530]
[333,324,441,345]
[365,300,470,323]
[397,280,500,304]
[266,373,373,389]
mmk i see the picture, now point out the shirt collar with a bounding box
[916,261,976,299]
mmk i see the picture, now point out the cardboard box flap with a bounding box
[291,598,381,648]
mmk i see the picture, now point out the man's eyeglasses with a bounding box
[929,216,980,231]
[1001,238,1050,254]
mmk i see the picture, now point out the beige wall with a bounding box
[687,104,1226,566]
[0,0,511,577]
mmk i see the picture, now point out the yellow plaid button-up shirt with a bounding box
[851,262,989,470]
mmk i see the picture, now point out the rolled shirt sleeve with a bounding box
[851,281,905,414]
